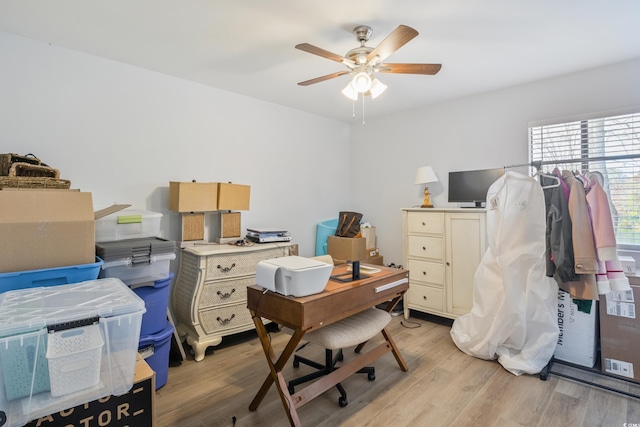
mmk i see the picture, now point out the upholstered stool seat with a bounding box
[284,307,391,407]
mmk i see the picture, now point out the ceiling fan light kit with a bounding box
[351,71,372,93]
[296,24,441,115]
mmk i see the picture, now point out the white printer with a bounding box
[255,256,333,297]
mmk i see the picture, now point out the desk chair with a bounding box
[284,255,391,407]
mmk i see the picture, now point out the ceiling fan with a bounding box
[295,24,442,100]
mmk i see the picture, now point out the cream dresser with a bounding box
[402,208,486,320]
[172,242,292,361]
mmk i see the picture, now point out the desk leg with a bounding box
[382,327,409,372]
[248,310,304,427]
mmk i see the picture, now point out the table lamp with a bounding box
[415,166,439,208]
[169,181,219,246]
[327,236,368,282]
[216,182,251,244]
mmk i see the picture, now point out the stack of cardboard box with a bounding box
[361,226,383,266]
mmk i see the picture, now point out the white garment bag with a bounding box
[450,171,559,375]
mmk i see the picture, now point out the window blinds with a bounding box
[529,112,640,246]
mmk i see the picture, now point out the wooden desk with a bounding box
[247,264,409,426]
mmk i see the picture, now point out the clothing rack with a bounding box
[541,357,640,400]
[505,153,640,171]
[505,160,640,399]
[503,161,542,171]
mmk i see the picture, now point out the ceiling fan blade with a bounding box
[295,43,356,67]
[366,25,419,64]
[378,63,442,75]
[297,70,350,86]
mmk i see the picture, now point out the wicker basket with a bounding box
[0,176,71,189]
[8,162,60,179]
[0,153,40,176]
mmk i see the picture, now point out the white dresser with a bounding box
[172,243,292,361]
[402,208,486,320]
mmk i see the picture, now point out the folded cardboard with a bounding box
[169,181,218,212]
[554,289,598,367]
[0,189,95,273]
[600,285,640,381]
[23,354,155,427]
[619,255,637,274]
[361,226,376,250]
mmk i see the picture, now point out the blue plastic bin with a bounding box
[138,322,174,390]
[0,258,103,294]
[132,272,173,336]
[315,218,338,256]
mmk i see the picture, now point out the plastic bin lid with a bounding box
[95,237,176,261]
[0,278,146,337]
[96,208,163,221]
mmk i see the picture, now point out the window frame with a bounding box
[528,109,640,250]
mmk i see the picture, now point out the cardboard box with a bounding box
[0,190,95,273]
[361,226,376,250]
[217,182,250,210]
[327,236,367,262]
[169,181,218,212]
[600,285,640,381]
[364,255,384,266]
[24,355,155,427]
[620,256,637,274]
[554,289,598,367]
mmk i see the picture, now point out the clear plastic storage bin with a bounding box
[95,209,162,243]
[0,278,145,427]
[96,238,176,286]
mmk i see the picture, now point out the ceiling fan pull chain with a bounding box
[362,94,366,126]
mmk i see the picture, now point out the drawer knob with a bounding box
[217,263,236,273]
[422,246,426,251]
[422,222,426,226]
[216,313,236,326]
[422,271,427,276]
[217,289,236,299]
[423,296,427,300]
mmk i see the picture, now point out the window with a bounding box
[529,111,640,247]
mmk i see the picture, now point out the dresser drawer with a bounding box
[407,283,444,312]
[199,302,253,334]
[407,211,444,234]
[408,259,445,285]
[199,276,254,308]
[204,247,286,280]
[407,235,444,260]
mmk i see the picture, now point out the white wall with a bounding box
[2,30,639,266]
[0,31,351,256]
[350,58,640,265]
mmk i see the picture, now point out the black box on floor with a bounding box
[23,355,155,427]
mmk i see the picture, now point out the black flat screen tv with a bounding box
[448,167,505,208]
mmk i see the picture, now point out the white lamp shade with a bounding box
[369,79,387,99]
[341,83,358,101]
[351,71,372,93]
[415,166,439,184]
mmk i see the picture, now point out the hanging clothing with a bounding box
[450,171,559,376]
[559,170,599,300]
[541,173,577,284]
[585,177,631,292]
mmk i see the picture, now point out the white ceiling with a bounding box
[1,0,640,122]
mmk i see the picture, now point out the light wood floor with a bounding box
[156,311,640,427]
